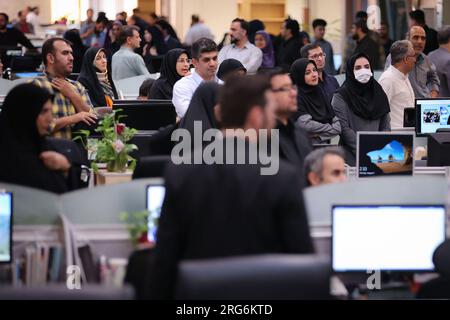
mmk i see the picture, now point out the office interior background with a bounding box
[1,0,450,302]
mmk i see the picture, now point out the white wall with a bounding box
[286,0,306,24]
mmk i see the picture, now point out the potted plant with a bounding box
[75,110,138,173]
[120,210,159,248]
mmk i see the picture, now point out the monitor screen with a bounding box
[357,132,414,178]
[146,184,165,243]
[416,99,450,136]
[0,192,12,263]
[332,205,446,272]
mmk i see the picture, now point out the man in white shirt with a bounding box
[218,18,262,75]
[112,26,150,81]
[378,40,416,128]
[172,38,219,118]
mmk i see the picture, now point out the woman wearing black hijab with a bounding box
[290,58,341,144]
[63,29,87,73]
[331,53,391,165]
[148,48,190,100]
[0,84,71,193]
[77,47,118,107]
[179,82,219,137]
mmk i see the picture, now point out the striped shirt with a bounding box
[31,75,93,140]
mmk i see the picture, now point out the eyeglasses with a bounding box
[309,53,326,60]
[177,58,192,64]
[272,85,297,93]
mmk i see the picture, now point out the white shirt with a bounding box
[218,41,263,75]
[184,23,214,46]
[26,12,43,35]
[172,70,221,118]
[378,65,415,128]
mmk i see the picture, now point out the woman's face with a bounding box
[353,57,371,73]
[144,29,152,43]
[36,100,53,136]
[304,63,319,86]
[94,50,107,73]
[254,34,266,49]
[176,53,191,77]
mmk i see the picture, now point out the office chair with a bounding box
[175,254,331,300]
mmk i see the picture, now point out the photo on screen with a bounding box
[357,132,414,178]
[146,185,166,243]
[416,99,450,135]
[0,192,12,263]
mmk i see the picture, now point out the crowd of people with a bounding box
[1,6,450,298]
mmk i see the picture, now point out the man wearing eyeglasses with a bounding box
[379,40,416,128]
[172,38,220,118]
[384,26,440,99]
[269,69,312,187]
[300,43,340,102]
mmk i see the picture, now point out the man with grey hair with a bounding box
[428,27,450,98]
[378,40,416,128]
[385,26,440,99]
[304,147,347,187]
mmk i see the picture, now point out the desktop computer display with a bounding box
[146,184,166,243]
[416,99,450,136]
[332,205,446,272]
[357,132,414,178]
[0,192,12,263]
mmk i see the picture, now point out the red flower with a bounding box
[116,123,126,135]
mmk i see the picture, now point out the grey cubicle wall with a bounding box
[304,175,447,228]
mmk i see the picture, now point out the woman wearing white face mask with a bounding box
[331,53,391,166]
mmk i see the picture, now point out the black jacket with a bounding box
[148,141,314,299]
[277,36,302,72]
[424,25,439,55]
[354,35,382,70]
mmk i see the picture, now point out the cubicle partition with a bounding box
[303,176,448,255]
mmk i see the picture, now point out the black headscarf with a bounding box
[77,47,118,107]
[0,83,52,152]
[290,58,335,124]
[217,59,247,81]
[336,53,390,120]
[149,48,188,100]
[63,29,87,73]
[179,82,219,135]
[0,84,68,193]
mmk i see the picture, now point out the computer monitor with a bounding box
[332,205,446,272]
[427,132,450,166]
[146,183,166,243]
[356,132,414,178]
[415,98,450,136]
[0,192,13,264]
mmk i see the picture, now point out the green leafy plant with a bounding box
[119,210,160,247]
[74,110,138,173]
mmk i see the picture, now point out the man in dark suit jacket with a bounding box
[277,19,303,72]
[148,75,314,299]
[269,69,312,188]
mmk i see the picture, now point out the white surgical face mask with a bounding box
[354,68,373,84]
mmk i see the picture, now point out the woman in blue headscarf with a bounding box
[254,30,275,68]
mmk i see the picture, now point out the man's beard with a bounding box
[230,36,238,44]
[352,33,359,41]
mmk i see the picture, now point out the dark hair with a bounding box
[149,12,158,20]
[381,21,389,28]
[41,38,73,66]
[266,68,288,82]
[192,14,200,24]
[219,75,271,128]
[354,19,369,34]
[304,147,345,185]
[63,29,84,50]
[409,10,426,25]
[118,25,140,46]
[139,78,155,98]
[300,43,321,58]
[284,19,300,37]
[0,13,9,22]
[191,38,217,60]
[312,19,327,29]
[87,8,93,13]
[355,11,368,20]
[232,18,250,36]
[155,19,179,41]
[437,27,450,45]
